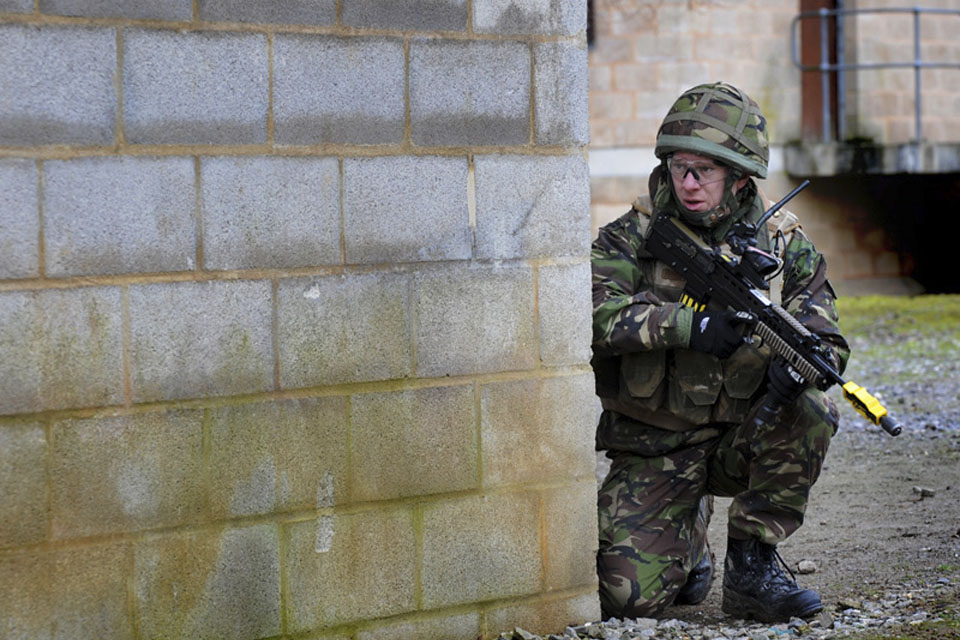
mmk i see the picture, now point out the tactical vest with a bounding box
[599,194,801,433]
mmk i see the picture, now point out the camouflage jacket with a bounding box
[591,178,850,446]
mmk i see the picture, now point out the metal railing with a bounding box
[791,4,960,143]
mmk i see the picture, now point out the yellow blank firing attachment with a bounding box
[842,381,902,436]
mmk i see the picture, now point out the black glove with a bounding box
[688,310,755,359]
[767,357,807,406]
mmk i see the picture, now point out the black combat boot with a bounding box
[674,549,714,605]
[675,494,715,606]
[722,537,822,622]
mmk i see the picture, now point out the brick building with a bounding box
[588,0,960,294]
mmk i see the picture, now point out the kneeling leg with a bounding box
[597,449,712,618]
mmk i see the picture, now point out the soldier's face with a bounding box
[669,152,748,212]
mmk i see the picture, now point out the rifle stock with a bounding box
[644,211,902,437]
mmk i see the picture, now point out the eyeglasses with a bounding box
[667,157,727,186]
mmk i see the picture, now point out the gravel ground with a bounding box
[499,295,960,640]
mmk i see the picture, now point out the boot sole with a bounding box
[722,586,823,623]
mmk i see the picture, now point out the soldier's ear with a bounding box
[648,163,666,196]
[732,175,750,194]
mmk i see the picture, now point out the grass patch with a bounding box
[853,621,960,639]
[835,295,960,385]
[851,616,960,639]
[850,589,960,639]
[837,294,960,339]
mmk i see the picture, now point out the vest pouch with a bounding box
[673,350,723,404]
[668,350,722,424]
[711,389,755,425]
[722,342,768,399]
[621,349,666,407]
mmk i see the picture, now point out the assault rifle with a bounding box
[644,181,902,436]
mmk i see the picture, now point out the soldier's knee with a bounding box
[597,548,685,619]
[600,587,670,620]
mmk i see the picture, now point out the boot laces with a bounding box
[761,544,799,590]
[773,547,798,582]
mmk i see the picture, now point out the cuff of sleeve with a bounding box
[674,304,695,348]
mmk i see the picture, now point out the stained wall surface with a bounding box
[0,2,600,638]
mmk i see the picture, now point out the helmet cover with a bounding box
[655,82,769,179]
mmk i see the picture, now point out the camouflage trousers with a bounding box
[596,389,839,619]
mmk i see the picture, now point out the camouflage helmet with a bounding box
[655,82,769,179]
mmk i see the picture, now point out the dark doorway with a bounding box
[803,173,960,294]
[866,174,960,294]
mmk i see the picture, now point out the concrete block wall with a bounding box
[0,2,599,638]
[586,0,908,285]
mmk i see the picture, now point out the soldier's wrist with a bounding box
[675,304,695,348]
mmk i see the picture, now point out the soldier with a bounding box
[591,82,849,623]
